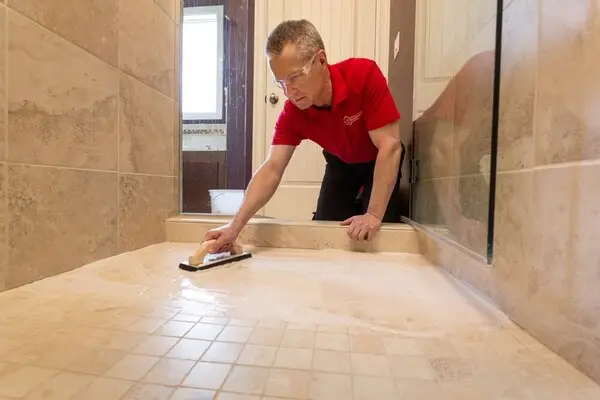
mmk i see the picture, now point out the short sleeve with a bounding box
[271,101,303,146]
[362,62,401,131]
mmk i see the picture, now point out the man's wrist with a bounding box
[366,210,383,221]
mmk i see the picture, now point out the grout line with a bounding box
[4,161,177,178]
[117,0,121,255]
[3,3,8,283]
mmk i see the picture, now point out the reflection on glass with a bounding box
[410,2,499,258]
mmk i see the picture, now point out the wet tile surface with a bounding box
[0,243,598,399]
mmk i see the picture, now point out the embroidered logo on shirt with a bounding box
[343,111,363,126]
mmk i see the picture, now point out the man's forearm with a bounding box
[367,143,402,219]
[231,163,281,232]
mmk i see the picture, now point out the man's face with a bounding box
[269,44,326,110]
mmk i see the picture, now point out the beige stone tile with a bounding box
[395,379,444,399]
[222,366,270,395]
[350,334,386,354]
[166,338,211,360]
[104,354,160,380]
[383,337,424,356]
[81,329,147,352]
[388,356,436,380]
[35,345,125,375]
[122,383,174,400]
[248,327,284,346]
[186,323,225,340]
[309,372,352,400]
[170,388,216,400]
[317,324,348,334]
[23,371,95,400]
[315,332,350,351]
[7,12,118,170]
[6,0,118,65]
[202,341,243,363]
[218,394,260,400]
[6,166,117,289]
[274,347,313,370]
[264,369,311,399]
[0,9,5,163]
[155,320,195,337]
[455,175,489,255]
[173,313,203,323]
[154,0,176,21]
[183,362,231,390]
[229,318,259,327]
[237,344,277,367]
[126,317,168,334]
[351,353,392,377]
[203,317,231,325]
[353,376,400,400]
[70,377,134,400]
[132,335,179,356]
[535,0,600,165]
[217,326,253,343]
[143,358,195,386]
[497,0,537,170]
[0,365,57,398]
[429,357,476,382]
[119,73,175,175]
[280,329,316,348]
[119,174,175,252]
[119,0,175,98]
[312,350,351,373]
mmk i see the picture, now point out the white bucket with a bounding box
[209,189,245,214]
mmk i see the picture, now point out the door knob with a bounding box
[268,93,279,105]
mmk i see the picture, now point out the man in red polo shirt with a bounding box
[205,19,405,252]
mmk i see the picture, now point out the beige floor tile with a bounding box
[173,313,202,323]
[248,328,284,346]
[382,337,425,356]
[202,341,244,363]
[388,355,436,380]
[274,347,313,370]
[133,335,179,356]
[0,366,58,398]
[170,388,216,400]
[287,322,317,331]
[395,379,444,399]
[122,383,175,400]
[65,347,125,375]
[83,329,148,352]
[351,353,392,377]
[143,358,196,386]
[104,354,160,380]
[218,394,261,400]
[23,372,95,400]
[155,321,195,337]
[317,324,348,334]
[315,332,350,352]
[202,317,231,325]
[222,365,270,395]
[312,350,351,373]
[70,377,134,400]
[229,318,258,327]
[217,326,253,343]
[353,376,400,400]
[146,308,179,320]
[186,323,225,341]
[256,320,287,329]
[126,318,167,334]
[265,369,311,399]
[350,334,387,354]
[238,344,278,367]
[167,338,211,360]
[309,372,352,400]
[183,362,231,389]
[280,329,316,348]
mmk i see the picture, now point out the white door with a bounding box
[253,0,390,220]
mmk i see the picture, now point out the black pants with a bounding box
[312,144,405,223]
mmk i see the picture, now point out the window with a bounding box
[182,6,225,120]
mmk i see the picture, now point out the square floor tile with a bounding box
[315,333,350,351]
[170,388,216,400]
[350,334,386,354]
[173,313,202,323]
[183,362,231,390]
[274,347,313,370]
[351,353,392,377]
[229,318,258,327]
[248,328,284,346]
[238,345,277,367]
[217,393,260,400]
[156,321,195,337]
[217,326,253,343]
[125,318,167,334]
[281,330,315,348]
[122,383,174,400]
[143,358,196,386]
[23,371,95,400]
[265,369,311,399]
[167,339,211,360]
[104,354,160,380]
[383,337,424,356]
[388,356,436,380]
[202,342,244,363]
[187,324,225,341]
[353,376,400,400]
[395,379,444,399]
[317,324,348,334]
[133,335,179,356]
[222,366,270,395]
[70,377,134,400]
[312,350,351,373]
[0,366,57,398]
[309,372,352,400]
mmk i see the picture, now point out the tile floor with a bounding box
[0,243,598,399]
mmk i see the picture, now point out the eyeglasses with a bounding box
[273,54,317,91]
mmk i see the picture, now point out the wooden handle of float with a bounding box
[188,240,243,266]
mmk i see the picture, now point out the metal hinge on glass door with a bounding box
[409,159,420,184]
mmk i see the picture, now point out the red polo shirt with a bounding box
[271,58,400,164]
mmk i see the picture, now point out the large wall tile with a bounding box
[0,6,5,161]
[119,73,175,175]
[7,0,119,65]
[119,174,176,252]
[0,163,5,291]
[535,0,600,165]
[6,165,118,289]
[7,12,118,170]
[120,0,175,98]
[155,0,177,21]
[497,0,536,171]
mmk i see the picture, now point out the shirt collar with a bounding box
[329,63,349,106]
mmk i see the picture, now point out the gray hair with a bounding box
[265,19,325,62]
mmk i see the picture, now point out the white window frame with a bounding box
[182,5,225,121]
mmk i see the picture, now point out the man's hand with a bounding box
[341,213,382,241]
[204,223,240,253]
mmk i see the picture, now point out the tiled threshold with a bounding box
[166,215,419,254]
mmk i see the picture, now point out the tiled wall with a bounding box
[420,0,600,384]
[0,0,181,291]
